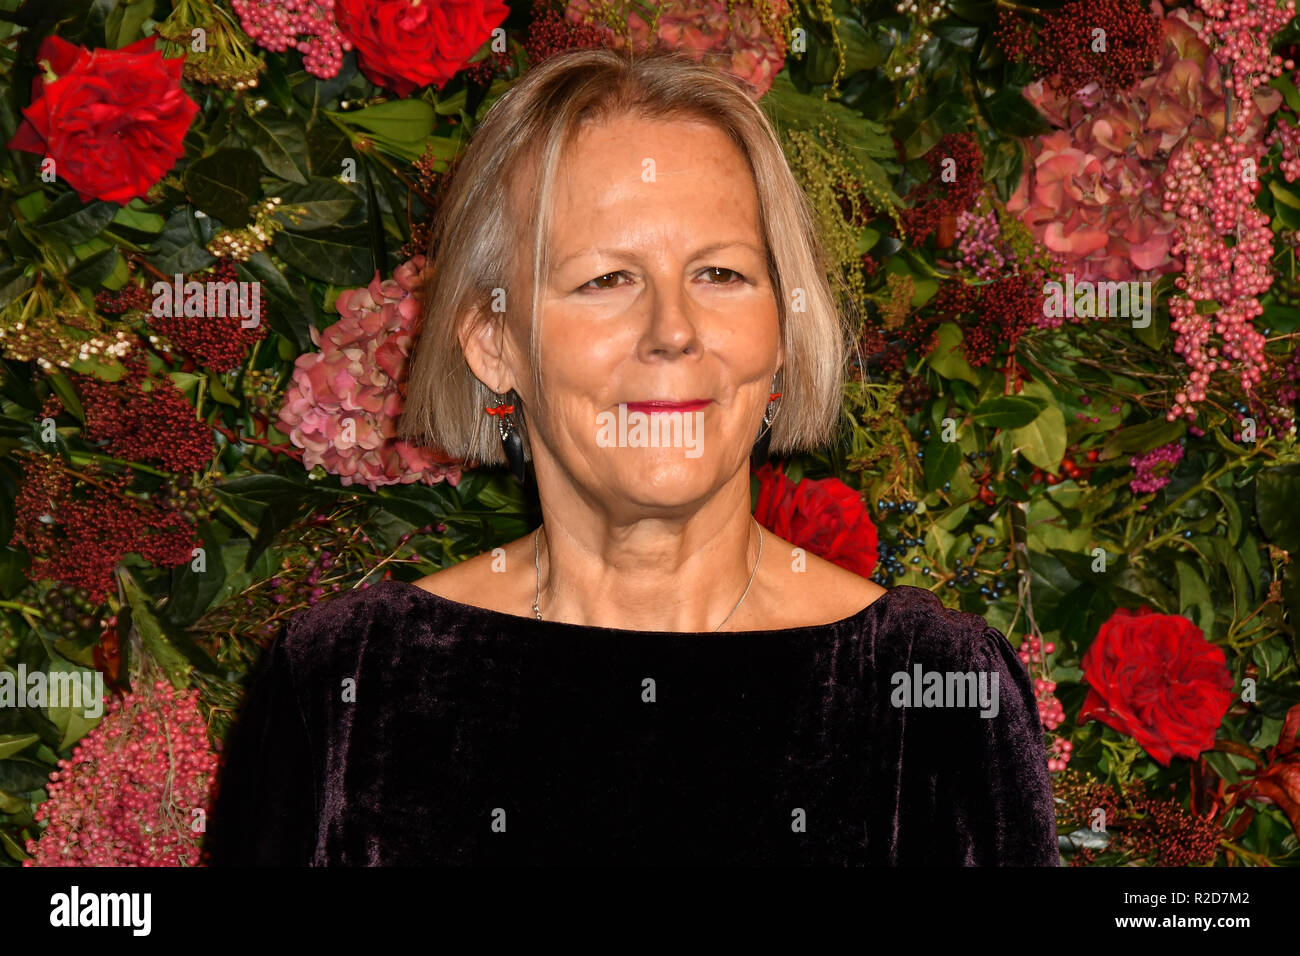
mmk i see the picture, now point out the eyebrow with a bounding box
[552,240,766,270]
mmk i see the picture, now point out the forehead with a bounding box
[547,115,762,238]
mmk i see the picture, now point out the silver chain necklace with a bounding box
[533,518,763,632]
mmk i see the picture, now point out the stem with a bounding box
[996,0,1039,14]
[66,451,173,479]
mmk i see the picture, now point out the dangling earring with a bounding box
[750,377,782,471]
[485,390,527,486]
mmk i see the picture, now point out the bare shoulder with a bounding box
[757,530,888,627]
[409,536,533,614]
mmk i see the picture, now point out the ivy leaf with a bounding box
[184,148,261,227]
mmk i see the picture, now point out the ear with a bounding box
[458,303,519,397]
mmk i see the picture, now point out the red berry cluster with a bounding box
[70,351,213,473]
[1028,446,1100,487]
[857,318,940,378]
[934,272,1039,367]
[1054,768,1222,866]
[994,0,1163,95]
[11,455,200,605]
[898,132,984,244]
[509,0,610,76]
[94,283,152,315]
[147,261,268,373]
[24,682,218,867]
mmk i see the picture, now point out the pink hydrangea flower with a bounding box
[276,256,462,491]
[1006,6,1279,285]
[564,0,790,98]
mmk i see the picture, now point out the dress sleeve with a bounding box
[944,621,1060,866]
[205,623,319,866]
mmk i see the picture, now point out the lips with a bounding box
[623,400,712,414]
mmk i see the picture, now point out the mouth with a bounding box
[622,399,712,414]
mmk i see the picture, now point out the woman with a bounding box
[206,47,1058,866]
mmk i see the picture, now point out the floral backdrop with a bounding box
[0,0,1298,867]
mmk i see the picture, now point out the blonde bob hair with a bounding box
[399,45,857,468]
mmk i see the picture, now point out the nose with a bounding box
[635,280,703,361]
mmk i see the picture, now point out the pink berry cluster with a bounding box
[24,682,218,867]
[1047,735,1074,772]
[1265,117,1300,182]
[231,0,352,79]
[1019,634,1068,740]
[950,204,1008,281]
[1128,440,1185,494]
[1161,136,1273,423]
[1194,0,1296,140]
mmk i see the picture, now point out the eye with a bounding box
[580,271,628,291]
[700,267,745,283]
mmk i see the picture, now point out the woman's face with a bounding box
[512,114,782,514]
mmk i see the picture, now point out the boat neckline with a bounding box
[377,577,912,637]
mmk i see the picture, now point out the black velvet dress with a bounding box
[205,579,1059,866]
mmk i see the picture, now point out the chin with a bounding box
[611,454,721,504]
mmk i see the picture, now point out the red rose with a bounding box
[1078,605,1235,766]
[752,463,878,579]
[8,36,198,205]
[335,0,511,98]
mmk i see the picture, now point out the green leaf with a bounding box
[44,666,104,751]
[0,757,49,794]
[1099,418,1186,460]
[984,87,1053,138]
[926,322,980,385]
[236,252,315,351]
[1010,403,1067,472]
[184,148,262,227]
[271,177,359,231]
[274,230,374,285]
[1268,180,1300,210]
[1256,464,1300,552]
[121,571,220,683]
[970,395,1047,429]
[111,203,167,234]
[931,18,980,49]
[104,0,152,48]
[33,193,118,244]
[45,369,85,423]
[1174,559,1215,637]
[238,112,310,185]
[0,733,38,760]
[65,246,121,287]
[924,435,962,491]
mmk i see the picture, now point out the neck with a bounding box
[532,492,763,632]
